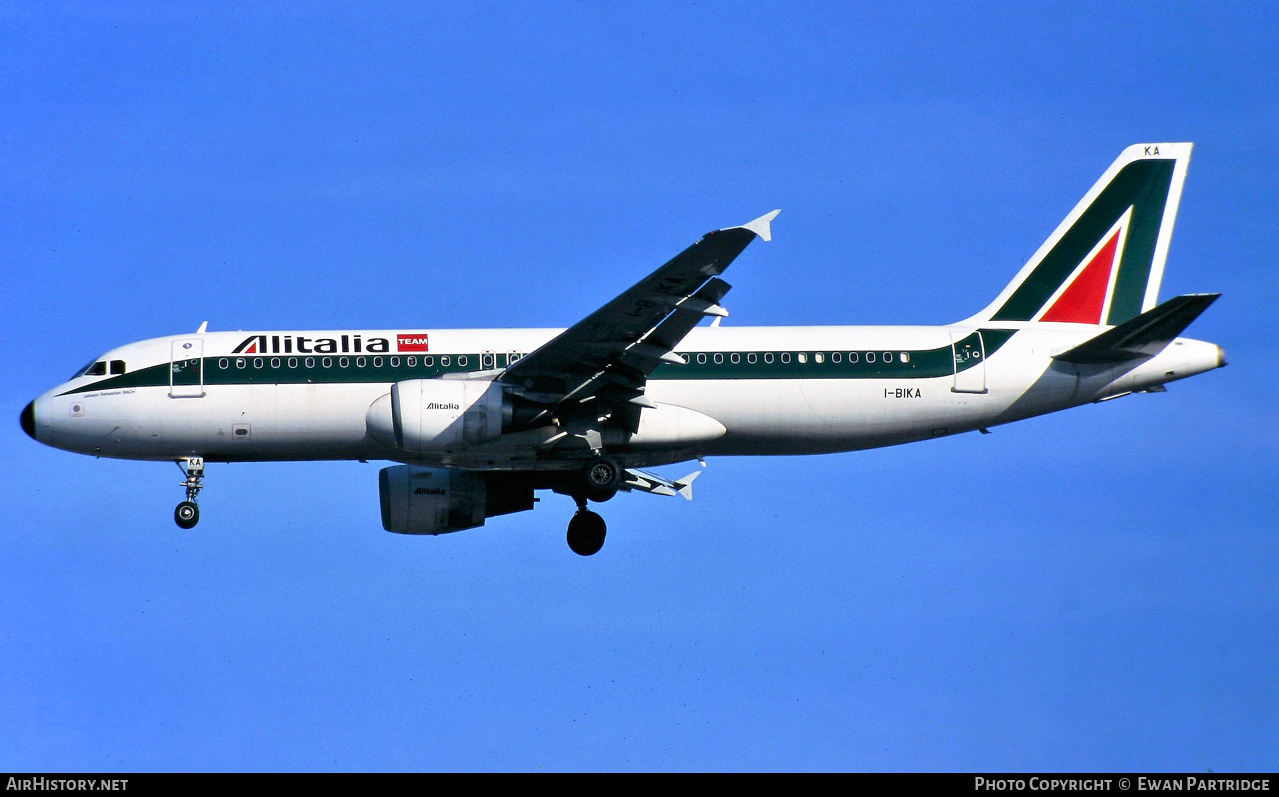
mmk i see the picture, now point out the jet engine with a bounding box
[366,378,505,452]
[378,465,536,535]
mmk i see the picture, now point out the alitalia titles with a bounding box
[233,334,409,355]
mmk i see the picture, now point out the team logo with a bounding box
[397,334,429,352]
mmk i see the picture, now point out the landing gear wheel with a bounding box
[583,456,621,502]
[566,510,607,556]
[174,501,200,529]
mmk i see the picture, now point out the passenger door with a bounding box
[950,331,987,394]
[169,339,205,398]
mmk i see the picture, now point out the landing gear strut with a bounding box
[174,457,204,529]
[566,495,607,557]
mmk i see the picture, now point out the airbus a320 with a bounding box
[21,144,1224,555]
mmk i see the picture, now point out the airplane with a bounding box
[20,143,1225,556]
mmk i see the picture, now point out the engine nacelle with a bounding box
[378,465,536,535]
[366,378,504,453]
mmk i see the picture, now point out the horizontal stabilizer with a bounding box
[1052,294,1219,364]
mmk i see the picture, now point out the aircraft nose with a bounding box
[20,400,36,440]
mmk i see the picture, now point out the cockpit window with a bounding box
[82,361,108,377]
[110,360,126,375]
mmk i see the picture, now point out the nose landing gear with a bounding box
[174,457,204,529]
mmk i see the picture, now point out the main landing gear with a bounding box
[567,497,607,557]
[565,455,621,556]
[174,457,204,529]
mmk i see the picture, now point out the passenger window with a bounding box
[848,352,858,363]
[831,352,841,363]
[764,352,774,364]
[883,352,893,363]
[218,358,229,369]
[110,360,126,375]
[696,354,707,364]
[747,353,757,364]
[458,355,468,367]
[730,353,740,364]
[797,353,808,364]
[866,352,876,363]
[901,352,911,363]
[424,355,434,366]
[713,353,724,364]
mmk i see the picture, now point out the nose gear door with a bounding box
[170,339,205,398]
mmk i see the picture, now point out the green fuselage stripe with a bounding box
[61,330,1015,394]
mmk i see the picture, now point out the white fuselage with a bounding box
[26,323,1225,470]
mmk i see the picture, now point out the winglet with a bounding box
[732,209,781,242]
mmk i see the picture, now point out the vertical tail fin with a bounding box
[968,143,1192,326]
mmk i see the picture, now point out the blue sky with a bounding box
[2,2,1275,772]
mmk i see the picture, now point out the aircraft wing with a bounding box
[621,467,701,500]
[499,211,778,427]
